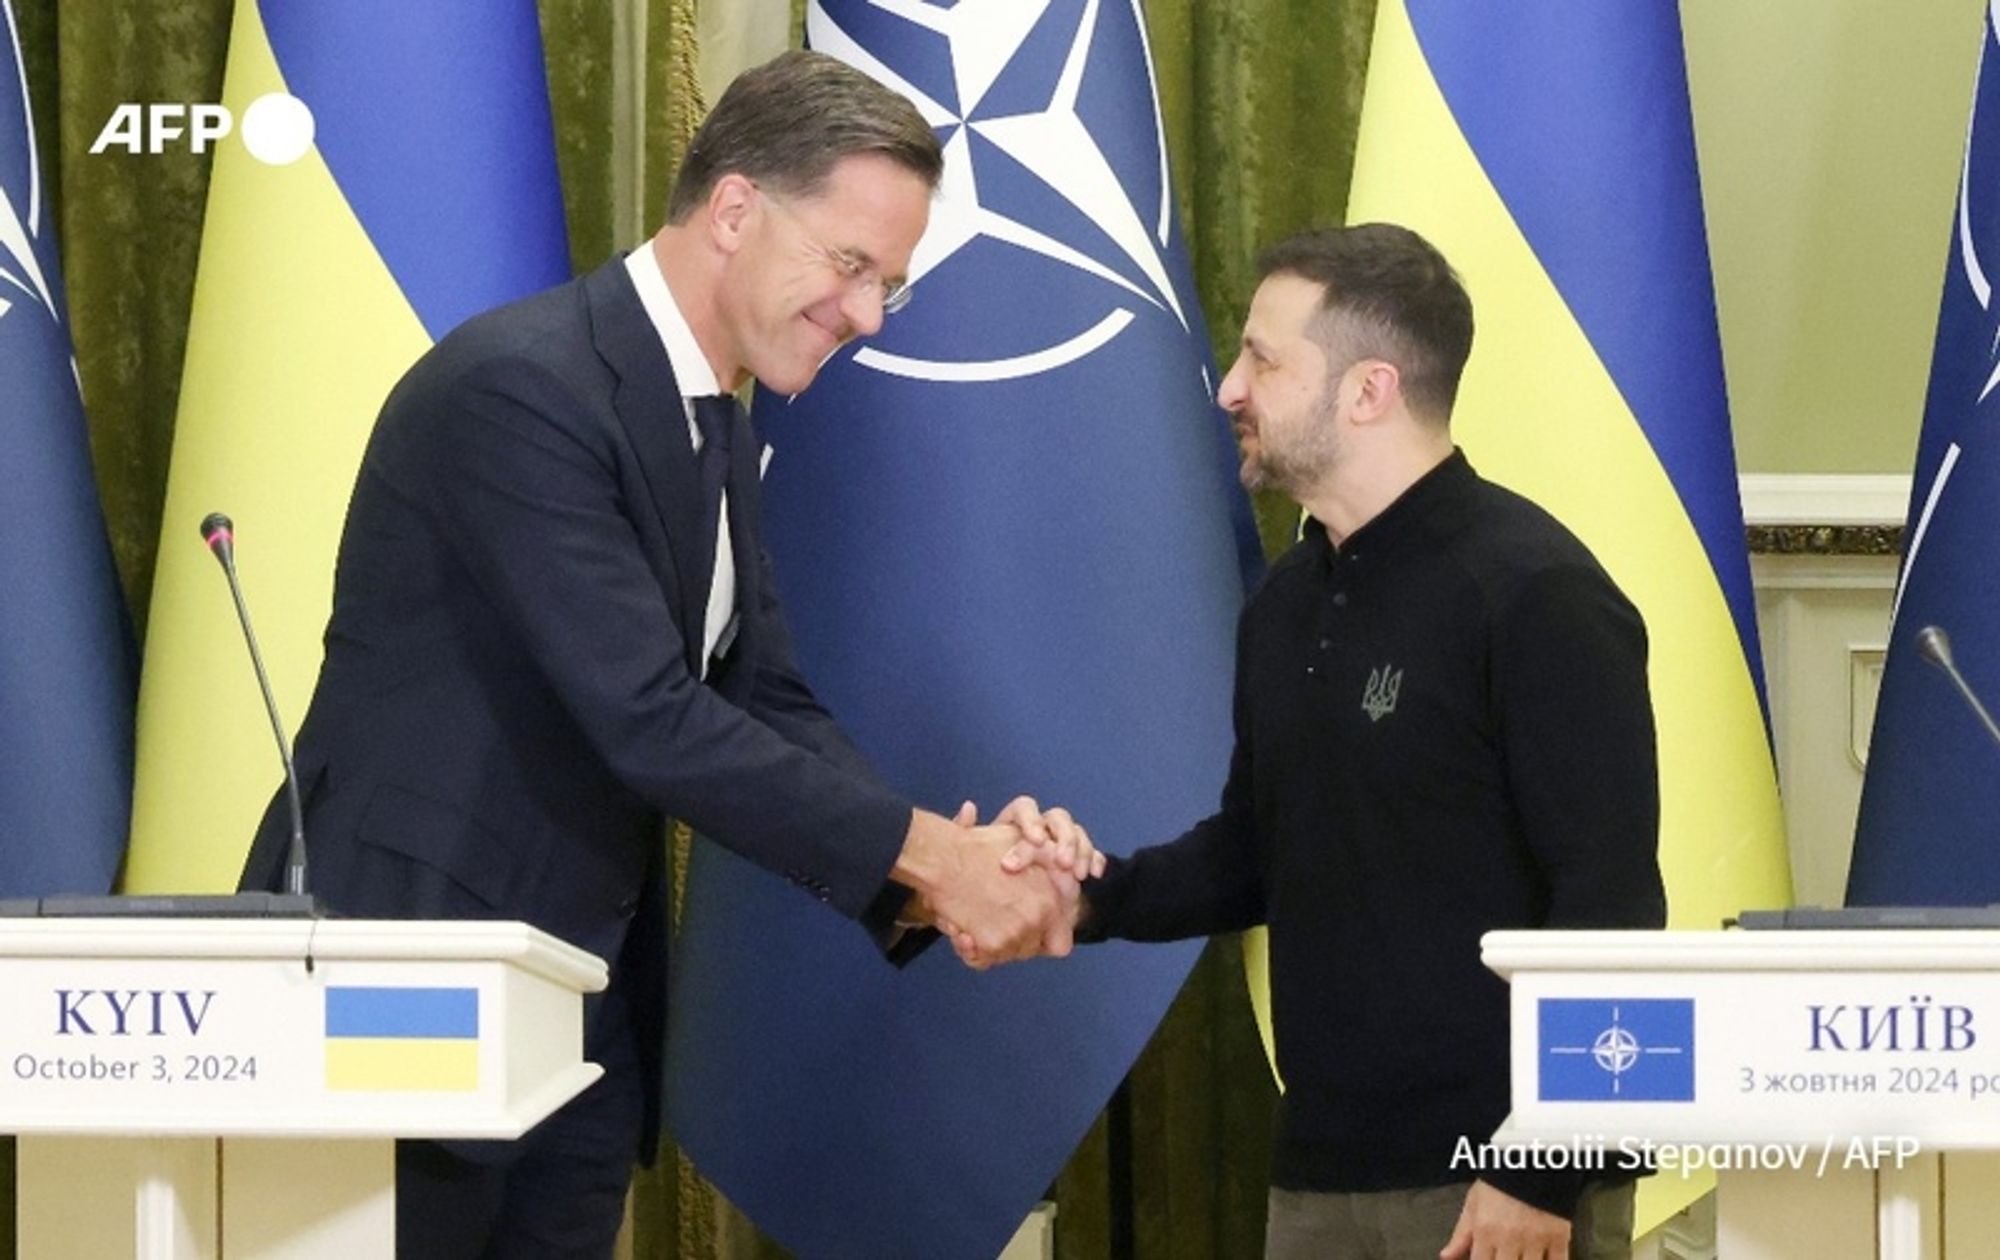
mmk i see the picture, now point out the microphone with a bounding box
[201,513,310,901]
[1916,624,2000,750]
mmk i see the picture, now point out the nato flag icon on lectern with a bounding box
[1540,998,1696,1102]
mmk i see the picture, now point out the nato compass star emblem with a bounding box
[810,0,1202,384]
[1546,1006,1683,1096]
[1959,16,2000,410]
[1539,999,1696,1102]
[1900,17,2000,613]
[0,9,62,339]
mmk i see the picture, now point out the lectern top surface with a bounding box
[0,917,607,991]
[1482,928,2000,977]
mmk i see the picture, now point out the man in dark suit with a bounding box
[242,50,1093,1258]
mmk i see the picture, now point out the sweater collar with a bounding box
[1304,448,1476,569]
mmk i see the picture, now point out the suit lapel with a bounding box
[583,261,710,676]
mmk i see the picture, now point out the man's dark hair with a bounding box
[666,50,944,224]
[1257,224,1475,422]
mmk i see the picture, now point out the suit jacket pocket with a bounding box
[347,781,542,918]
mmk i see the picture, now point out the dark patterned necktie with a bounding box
[691,393,736,514]
[689,394,737,641]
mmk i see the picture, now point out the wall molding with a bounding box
[1739,474,1911,526]
[1749,553,1898,592]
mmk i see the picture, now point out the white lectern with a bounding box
[0,917,606,1259]
[1486,930,2000,1260]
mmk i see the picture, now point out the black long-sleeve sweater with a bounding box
[1082,450,1667,1218]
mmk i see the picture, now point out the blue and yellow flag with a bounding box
[1331,0,1791,1230]
[0,0,134,896]
[667,2,1261,1256]
[1852,13,2000,904]
[124,0,569,893]
[324,986,480,1092]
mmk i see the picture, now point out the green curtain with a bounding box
[7,0,1371,1255]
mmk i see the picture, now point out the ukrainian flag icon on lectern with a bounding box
[324,986,480,1092]
[1539,998,1695,1102]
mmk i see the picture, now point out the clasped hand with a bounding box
[906,796,1105,970]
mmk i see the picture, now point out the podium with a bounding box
[1485,930,2000,1260]
[0,917,607,1259]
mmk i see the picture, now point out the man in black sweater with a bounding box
[1076,225,1666,1260]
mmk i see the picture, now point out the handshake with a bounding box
[891,797,1107,970]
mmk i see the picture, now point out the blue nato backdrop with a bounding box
[0,0,134,898]
[1851,6,2000,908]
[666,2,1262,1257]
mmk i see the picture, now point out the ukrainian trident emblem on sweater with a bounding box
[1361,665,1402,722]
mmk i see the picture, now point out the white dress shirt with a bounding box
[624,245,736,679]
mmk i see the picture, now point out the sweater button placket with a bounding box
[1308,592,1336,675]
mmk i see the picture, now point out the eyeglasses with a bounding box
[757,185,914,315]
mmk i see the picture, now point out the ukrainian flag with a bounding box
[124,0,570,893]
[1278,0,1788,1231]
[324,986,480,1092]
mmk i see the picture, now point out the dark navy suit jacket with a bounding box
[242,258,918,1156]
